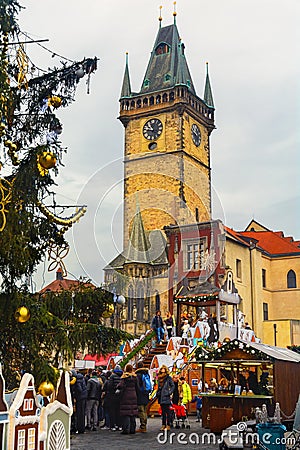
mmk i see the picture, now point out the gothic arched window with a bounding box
[136,284,144,321]
[287,270,297,288]
[155,43,170,55]
[155,292,160,312]
[127,285,134,320]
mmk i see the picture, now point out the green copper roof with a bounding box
[203,62,214,108]
[120,53,131,98]
[140,23,196,95]
[125,201,150,263]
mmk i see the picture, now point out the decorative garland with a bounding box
[119,330,155,369]
[36,200,87,227]
[287,345,300,354]
[195,339,272,362]
[174,294,218,303]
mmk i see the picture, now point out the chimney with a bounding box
[56,268,63,280]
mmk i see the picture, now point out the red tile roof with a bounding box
[225,225,300,256]
[39,275,95,293]
[239,230,300,255]
[224,226,252,247]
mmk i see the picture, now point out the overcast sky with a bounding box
[20,1,300,290]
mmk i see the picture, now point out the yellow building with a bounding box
[224,220,300,346]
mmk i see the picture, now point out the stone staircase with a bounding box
[141,342,168,368]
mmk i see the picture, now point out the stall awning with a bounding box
[84,353,119,367]
[174,281,220,303]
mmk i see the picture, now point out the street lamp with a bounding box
[115,295,126,328]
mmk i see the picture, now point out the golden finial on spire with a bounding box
[159,5,163,26]
[173,2,177,15]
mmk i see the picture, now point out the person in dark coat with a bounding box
[164,311,174,340]
[116,364,138,435]
[74,371,87,434]
[100,371,112,429]
[157,365,175,431]
[135,361,151,433]
[107,364,123,431]
[151,310,165,344]
[86,371,102,431]
[207,314,219,343]
[171,373,182,405]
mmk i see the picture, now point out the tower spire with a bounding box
[140,17,196,95]
[120,52,131,99]
[203,62,214,108]
[125,194,150,263]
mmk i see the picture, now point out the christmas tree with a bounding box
[0,0,129,390]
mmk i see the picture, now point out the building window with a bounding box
[127,285,134,320]
[185,240,205,270]
[263,303,269,321]
[155,292,160,312]
[287,270,297,288]
[262,269,266,288]
[23,398,34,411]
[136,284,144,321]
[28,428,36,450]
[17,430,25,450]
[236,259,242,279]
[195,207,199,222]
[155,43,170,55]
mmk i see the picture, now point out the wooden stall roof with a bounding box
[249,342,300,363]
[195,339,300,363]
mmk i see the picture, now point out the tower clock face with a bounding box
[191,123,201,147]
[143,118,163,140]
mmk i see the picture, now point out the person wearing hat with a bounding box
[107,364,123,431]
[135,361,151,433]
[74,371,87,434]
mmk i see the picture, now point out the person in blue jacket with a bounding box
[191,394,202,422]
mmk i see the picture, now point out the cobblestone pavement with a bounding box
[70,417,221,450]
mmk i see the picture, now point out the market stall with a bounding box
[194,339,300,430]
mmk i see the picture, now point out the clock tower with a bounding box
[119,13,215,246]
[104,12,216,335]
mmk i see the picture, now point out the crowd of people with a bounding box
[70,361,153,435]
[150,309,222,344]
[69,308,257,437]
[70,361,201,436]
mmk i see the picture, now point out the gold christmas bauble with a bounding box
[15,306,30,323]
[38,381,55,397]
[48,95,62,108]
[102,303,114,318]
[38,152,57,170]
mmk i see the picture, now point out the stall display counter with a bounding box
[201,393,273,429]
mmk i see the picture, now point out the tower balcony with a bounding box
[119,86,214,128]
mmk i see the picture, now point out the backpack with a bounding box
[141,373,152,393]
